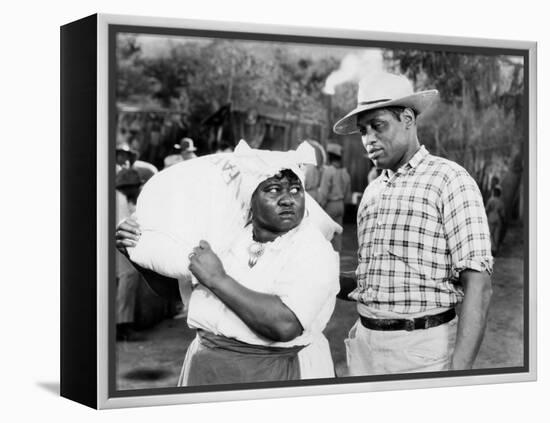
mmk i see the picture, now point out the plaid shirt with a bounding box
[350,146,493,314]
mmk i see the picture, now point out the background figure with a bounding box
[304,164,322,202]
[317,143,351,252]
[163,143,185,168]
[116,140,158,184]
[485,185,506,255]
[303,139,326,203]
[115,168,145,342]
[164,137,198,168]
[155,113,189,169]
[180,137,198,160]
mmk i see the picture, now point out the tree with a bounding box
[116,34,151,102]
[389,49,525,223]
[115,36,343,156]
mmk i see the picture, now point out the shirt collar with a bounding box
[382,145,429,179]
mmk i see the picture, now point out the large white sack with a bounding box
[128,149,342,279]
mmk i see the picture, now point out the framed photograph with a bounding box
[60,13,536,409]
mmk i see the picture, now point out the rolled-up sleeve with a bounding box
[441,169,493,278]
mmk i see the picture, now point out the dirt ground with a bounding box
[116,221,525,390]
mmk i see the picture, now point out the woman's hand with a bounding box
[188,240,302,342]
[115,217,141,257]
[188,240,227,289]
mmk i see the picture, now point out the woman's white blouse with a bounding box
[186,221,340,348]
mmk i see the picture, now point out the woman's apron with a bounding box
[179,330,305,386]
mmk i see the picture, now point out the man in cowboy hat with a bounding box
[334,72,493,374]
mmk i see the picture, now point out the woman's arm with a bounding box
[207,274,303,342]
[189,240,303,342]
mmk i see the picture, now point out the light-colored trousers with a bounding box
[345,317,457,375]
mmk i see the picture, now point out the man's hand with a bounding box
[337,270,357,300]
[115,217,141,256]
[188,240,227,289]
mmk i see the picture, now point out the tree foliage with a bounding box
[116,35,339,123]
[116,35,525,217]
[388,49,524,201]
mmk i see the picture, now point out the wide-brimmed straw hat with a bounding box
[180,137,197,152]
[333,72,439,135]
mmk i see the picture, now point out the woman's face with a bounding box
[251,170,305,239]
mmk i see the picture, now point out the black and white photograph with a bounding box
[109,23,530,396]
[7,0,549,420]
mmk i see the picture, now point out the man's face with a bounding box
[251,171,305,236]
[356,108,414,171]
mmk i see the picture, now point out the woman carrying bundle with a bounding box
[116,142,339,385]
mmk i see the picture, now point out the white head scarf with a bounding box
[231,139,317,212]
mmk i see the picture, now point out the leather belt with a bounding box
[359,308,456,332]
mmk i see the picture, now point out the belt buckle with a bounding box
[423,317,430,329]
[404,319,415,331]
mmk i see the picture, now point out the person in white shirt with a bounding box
[116,144,339,385]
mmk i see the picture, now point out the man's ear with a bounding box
[402,107,416,128]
